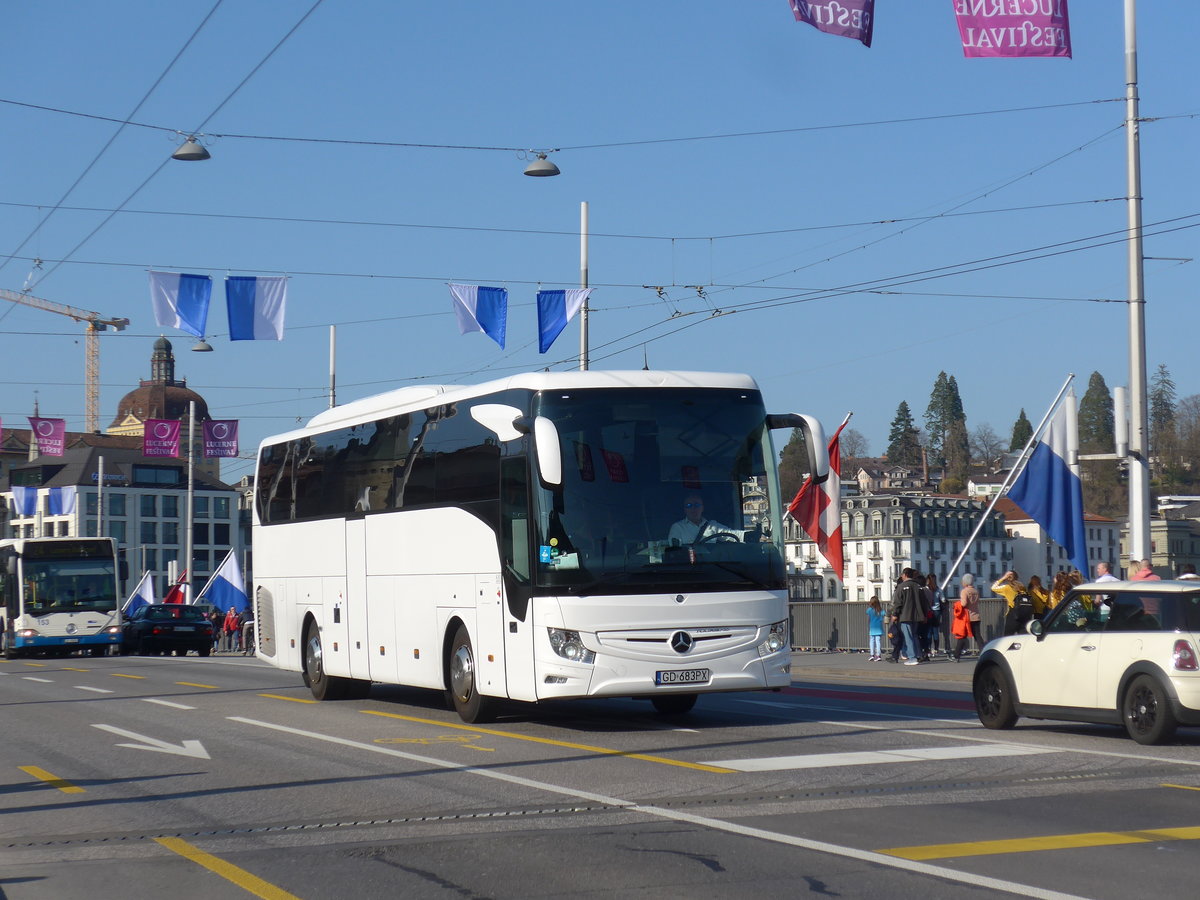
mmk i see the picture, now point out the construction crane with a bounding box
[1,287,129,433]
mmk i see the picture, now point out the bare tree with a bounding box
[840,427,868,460]
[970,423,1004,467]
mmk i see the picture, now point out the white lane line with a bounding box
[709,743,1052,772]
[23,677,53,683]
[75,686,114,694]
[229,715,1089,900]
[142,698,196,710]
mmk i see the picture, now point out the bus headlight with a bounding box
[104,626,121,635]
[17,628,39,638]
[547,628,596,664]
[757,620,789,657]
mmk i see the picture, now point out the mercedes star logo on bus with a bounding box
[670,631,693,654]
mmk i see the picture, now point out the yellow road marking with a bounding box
[24,662,47,667]
[1163,783,1200,792]
[176,681,218,689]
[259,693,317,704]
[879,826,1200,860]
[377,733,494,752]
[361,709,735,773]
[111,673,145,680]
[63,667,90,672]
[154,837,300,900]
[20,765,85,794]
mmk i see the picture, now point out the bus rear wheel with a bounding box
[302,621,348,701]
[446,625,497,723]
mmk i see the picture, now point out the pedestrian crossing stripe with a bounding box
[708,743,1052,771]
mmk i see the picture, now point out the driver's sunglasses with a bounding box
[684,502,702,508]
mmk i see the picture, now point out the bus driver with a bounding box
[667,494,740,546]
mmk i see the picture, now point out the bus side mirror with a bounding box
[510,414,562,487]
[532,417,562,487]
[767,413,829,483]
[470,404,525,442]
[5,557,15,576]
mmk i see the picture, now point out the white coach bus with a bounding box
[251,371,827,721]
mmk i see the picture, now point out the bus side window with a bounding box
[501,459,530,584]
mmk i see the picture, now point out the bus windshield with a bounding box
[23,558,118,615]
[531,387,784,594]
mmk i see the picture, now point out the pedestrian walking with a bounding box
[951,573,981,661]
[890,568,930,666]
[924,573,943,657]
[866,595,885,661]
[222,606,240,653]
[209,609,222,652]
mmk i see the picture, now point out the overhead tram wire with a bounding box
[26,0,327,291]
[0,95,1121,163]
[0,0,226,283]
[0,195,1126,244]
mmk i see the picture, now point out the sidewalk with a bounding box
[789,648,977,683]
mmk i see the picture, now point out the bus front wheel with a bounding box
[302,622,348,701]
[446,625,497,723]
[652,693,698,716]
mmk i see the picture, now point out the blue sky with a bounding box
[1,2,1196,484]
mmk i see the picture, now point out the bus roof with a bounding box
[264,370,761,446]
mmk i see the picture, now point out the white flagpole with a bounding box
[937,373,1075,595]
[185,401,195,605]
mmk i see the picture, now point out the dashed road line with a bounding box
[19,765,84,794]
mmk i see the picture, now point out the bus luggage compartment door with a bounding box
[345,519,371,680]
[474,574,507,699]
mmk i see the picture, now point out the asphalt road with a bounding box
[2,650,1198,899]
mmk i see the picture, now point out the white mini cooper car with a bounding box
[973,580,1200,744]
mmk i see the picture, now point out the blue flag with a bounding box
[47,486,77,515]
[1007,391,1088,575]
[537,288,591,353]
[198,550,248,614]
[149,270,212,338]
[226,275,287,341]
[11,486,36,516]
[449,283,507,349]
[122,571,158,616]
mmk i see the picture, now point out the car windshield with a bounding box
[23,559,117,615]
[529,387,785,594]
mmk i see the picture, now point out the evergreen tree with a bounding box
[1149,363,1176,459]
[924,372,952,463]
[945,416,971,484]
[886,401,922,466]
[1077,372,1122,516]
[777,428,811,501]
[1078,371,1115,453]
[1010,409,1033,452]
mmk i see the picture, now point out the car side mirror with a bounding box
[1029,619,1044,639]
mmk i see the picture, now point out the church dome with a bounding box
[108,336,211,429]
[110,383,210,427]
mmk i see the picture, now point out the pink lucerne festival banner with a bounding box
[788,1,874,47]
[143,419,181,457]
[28,416,66,456]
[952,0,1072,58]
[202,420,239,458]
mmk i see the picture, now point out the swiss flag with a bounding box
[163,569,189,604]
[787,415,850,580]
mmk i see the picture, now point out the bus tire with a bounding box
[446,624,497,723]
[2,633,17,660]
[652,693,698,716]
[303,621,348,701]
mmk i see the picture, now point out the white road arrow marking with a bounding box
[91,724,210,759]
